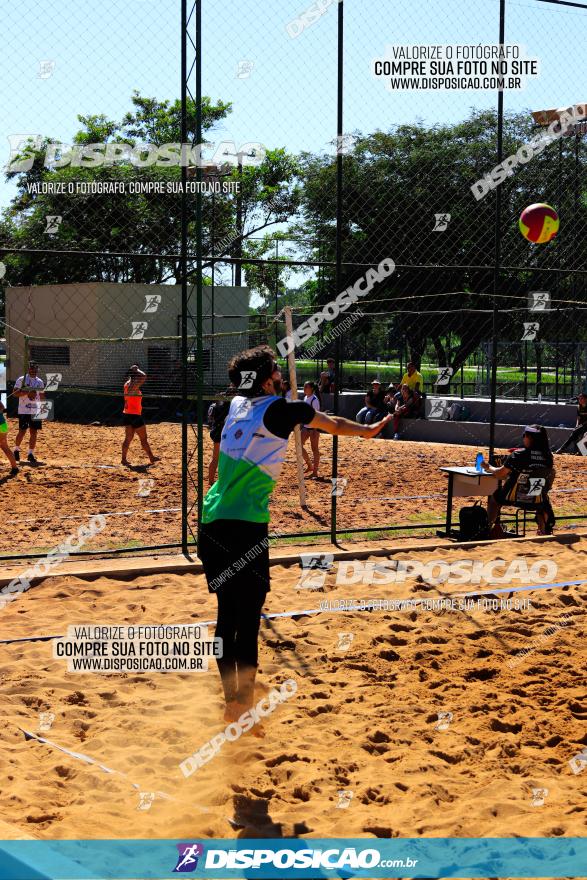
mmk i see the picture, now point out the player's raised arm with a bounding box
[310,409,392,440]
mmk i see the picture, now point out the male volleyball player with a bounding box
[12,361,45,465]
[199,345,392,728]
[121,365,159,466]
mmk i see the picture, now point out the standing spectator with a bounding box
[356,380,386,424]
[392,384,417,440]
[302,381,321,477]
[555,393,587,454]
[318,358,336,394]
[12,361,45,466]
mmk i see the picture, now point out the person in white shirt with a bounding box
[12,362,46,466]
[301,381,321,477]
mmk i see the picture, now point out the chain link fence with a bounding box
[2,0,587,558]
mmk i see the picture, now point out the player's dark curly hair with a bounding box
[228,345,278,397]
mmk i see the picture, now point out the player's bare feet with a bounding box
[149,456,161,465]
[248,720,266,738]
[223,701,242,723]
[223,701,266,736]
[121,459,130,466]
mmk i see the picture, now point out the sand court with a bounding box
[0,534,584,844]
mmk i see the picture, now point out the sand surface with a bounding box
[2,420,587,557]
[0,535,585,847]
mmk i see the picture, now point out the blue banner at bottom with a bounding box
[0,837,585,879]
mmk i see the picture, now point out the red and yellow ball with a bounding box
[519,203,559,244]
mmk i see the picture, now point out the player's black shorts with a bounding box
[123,414,145,428]
[18,415,42,431]
[199,519,270,595]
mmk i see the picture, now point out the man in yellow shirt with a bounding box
[397,362,423,416]
[400,362,423,393]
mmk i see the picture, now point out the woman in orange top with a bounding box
[121,365,159,466]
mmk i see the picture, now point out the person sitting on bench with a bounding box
[356,380,386,425]
[391,383,417,440]
[555,392,587,454]
[480,424,555,537]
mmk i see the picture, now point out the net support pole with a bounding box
[330,0,344,544]
[284,306,307,509]
[180,0,189,555]
[489,0,506,463]
[195,0,204,540]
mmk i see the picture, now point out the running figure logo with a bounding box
[569,749,587,774]
[130,322,148,340]
[526,477,546,497]
[433,213,451,231]
[522,322,539,341]
[173,843,204,873]
[137,792,155,811]
[236,60,254,78]
[137,478,155,498]
[336,790,354,809]
[331,477,348,496]
[436,366,454,386]
[335,134,358,155]
[44,215,62,235]
[297,553,334,589]
[428,399,448,420]
[238,370,256,390]
[336,632,354,652]
[38,60,56,79]
[144,294,162,313]
[38,400,54,421]
[38,711,55,732]
[530,787,548,807]
[45,373,62,392]
[528,291,550,311]
[435,711,453,731]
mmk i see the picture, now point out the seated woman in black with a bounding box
[480,424,555,536]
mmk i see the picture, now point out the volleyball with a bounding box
[519,203,559,244]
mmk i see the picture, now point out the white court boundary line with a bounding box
[19,728,237,827]
[6,485,587,527]
[1,578,585,646]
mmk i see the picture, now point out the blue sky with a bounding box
[1,0,586,210]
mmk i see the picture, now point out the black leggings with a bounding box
[199,520,269,705]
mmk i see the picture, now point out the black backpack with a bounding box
[459,502,489,541]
